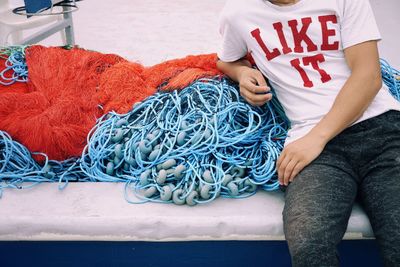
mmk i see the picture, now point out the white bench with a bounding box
[0,182,373,241]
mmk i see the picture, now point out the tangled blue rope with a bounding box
[81,78,289,205]
[0,46,28,86]
[0,131,82,198]
[380,59,400,101]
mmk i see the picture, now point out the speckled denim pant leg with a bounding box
[282,135,359,267]
[357,110,400,267]
[282,110,400,267]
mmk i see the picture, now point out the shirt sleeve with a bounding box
[217,8,248,62]
[340,0,381,50]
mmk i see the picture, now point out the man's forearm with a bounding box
[309,70,382,144]
[216,58,252,82]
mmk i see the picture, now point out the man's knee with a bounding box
[287,240,339,267]
[284,219,339,267]
[283,208,341,267]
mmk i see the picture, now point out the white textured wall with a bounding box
[370,0,400,68]
[8,0,400,68]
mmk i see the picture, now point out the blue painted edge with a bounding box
[0,240,382,267]
[23,0,52,14]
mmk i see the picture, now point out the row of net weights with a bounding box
[137,159,259,206]
[104,119,215,175]
[102,120,258,205]
[104,149,258,206]
[104,139,258,205]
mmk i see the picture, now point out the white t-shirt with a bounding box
[218,0,400,146]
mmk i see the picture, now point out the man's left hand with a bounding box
[276,133,327,186]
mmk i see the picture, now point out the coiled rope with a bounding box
[380,58,400,101]
[0,131,82,198]
[81,78,289,205]
[0,46,28,86]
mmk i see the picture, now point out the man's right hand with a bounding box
[238,68,272,106]
[216,59,272,106]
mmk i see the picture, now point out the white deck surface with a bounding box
[0,183,373,241]
[1,0,398,241]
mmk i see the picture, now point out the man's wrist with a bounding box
[236,65,253,83]
[308,127,332,146]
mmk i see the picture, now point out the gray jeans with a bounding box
[282,110,400,267]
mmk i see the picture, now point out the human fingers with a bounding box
[277,153,291,185]
[242,78,270,94]
[283,160,299,186]
[253,71,268,88]
[240,69,270,92]
[240,86,272,106]
[276,150,286,170]
[288,162,304,183]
